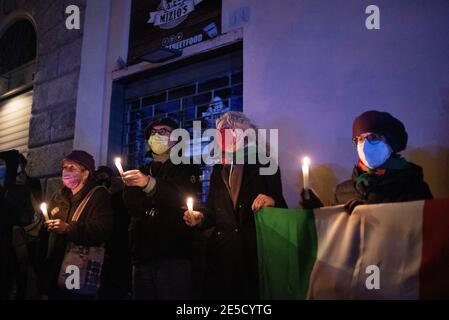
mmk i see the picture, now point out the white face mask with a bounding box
[148,134,170,155]
[357,139,392,169]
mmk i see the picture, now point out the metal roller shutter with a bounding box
[0,90,32,154]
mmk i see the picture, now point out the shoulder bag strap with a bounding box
[71,186,106,222]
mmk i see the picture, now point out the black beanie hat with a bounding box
[352,110,408,153]
[64,150,95,173]
[144,117,179,140]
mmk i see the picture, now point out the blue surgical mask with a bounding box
[357,140,391,169]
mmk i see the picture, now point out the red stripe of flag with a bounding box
[420,199,449,299]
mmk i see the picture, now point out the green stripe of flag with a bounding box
[255,207,318,299]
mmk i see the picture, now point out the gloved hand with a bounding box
[343,199,367,215]
[300,188,324,210]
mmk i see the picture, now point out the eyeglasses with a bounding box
[353,133,385,145]
[150,128,172,136]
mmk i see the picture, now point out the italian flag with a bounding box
[255,199,449,299]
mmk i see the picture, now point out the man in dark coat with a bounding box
[122,117,200,300]
[184,111,287,300]
[301,110,433,213]
[38,151,113,299]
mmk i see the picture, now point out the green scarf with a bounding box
[355,155,411,187]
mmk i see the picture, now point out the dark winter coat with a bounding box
[202,163,287,300]
[98,178,132,299]
[123,160,200,264]
[335,161,433,205]
[38,178,113,294]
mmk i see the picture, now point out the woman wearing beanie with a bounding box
[301,110,433,213]
[37,150,113,299]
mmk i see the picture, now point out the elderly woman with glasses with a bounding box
[301,110,433,213]
[183,111,287,300]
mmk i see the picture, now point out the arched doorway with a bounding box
[0,18,36,154]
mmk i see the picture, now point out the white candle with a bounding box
[40,203,49,222]
[115,157,124,175]
[187,197,194,213]
[302,157,311,199]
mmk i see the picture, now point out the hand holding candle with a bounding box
[115,157,124,175]
[40,203,49,222]
[184,197,204,227]
[302,156,311,199]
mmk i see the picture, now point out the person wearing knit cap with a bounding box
[38,150,113,299]
[301,110,433,213]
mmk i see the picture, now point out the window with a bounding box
[117,45,243,202]
[0,19,36,97]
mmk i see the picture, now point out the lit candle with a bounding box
[187,197,194,213]
[115,157,124,175]
[40,203,49,222]
[302,157,310,199]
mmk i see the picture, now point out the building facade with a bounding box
[1,0,449,206]
[0,0,86,197]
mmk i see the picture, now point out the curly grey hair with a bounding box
[216,111,258,131]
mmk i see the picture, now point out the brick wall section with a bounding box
[1,0,86,199]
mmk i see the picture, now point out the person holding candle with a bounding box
[183,111,287,300]
[121,117,200,300]
[300,110,433,213]
[37,150,113,300]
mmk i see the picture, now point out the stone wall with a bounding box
[1,0,86,199]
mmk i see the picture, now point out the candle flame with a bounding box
[115,157,124,174]
[302,156,311,167]
[187,197,194,212]
[40,203,49,221]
